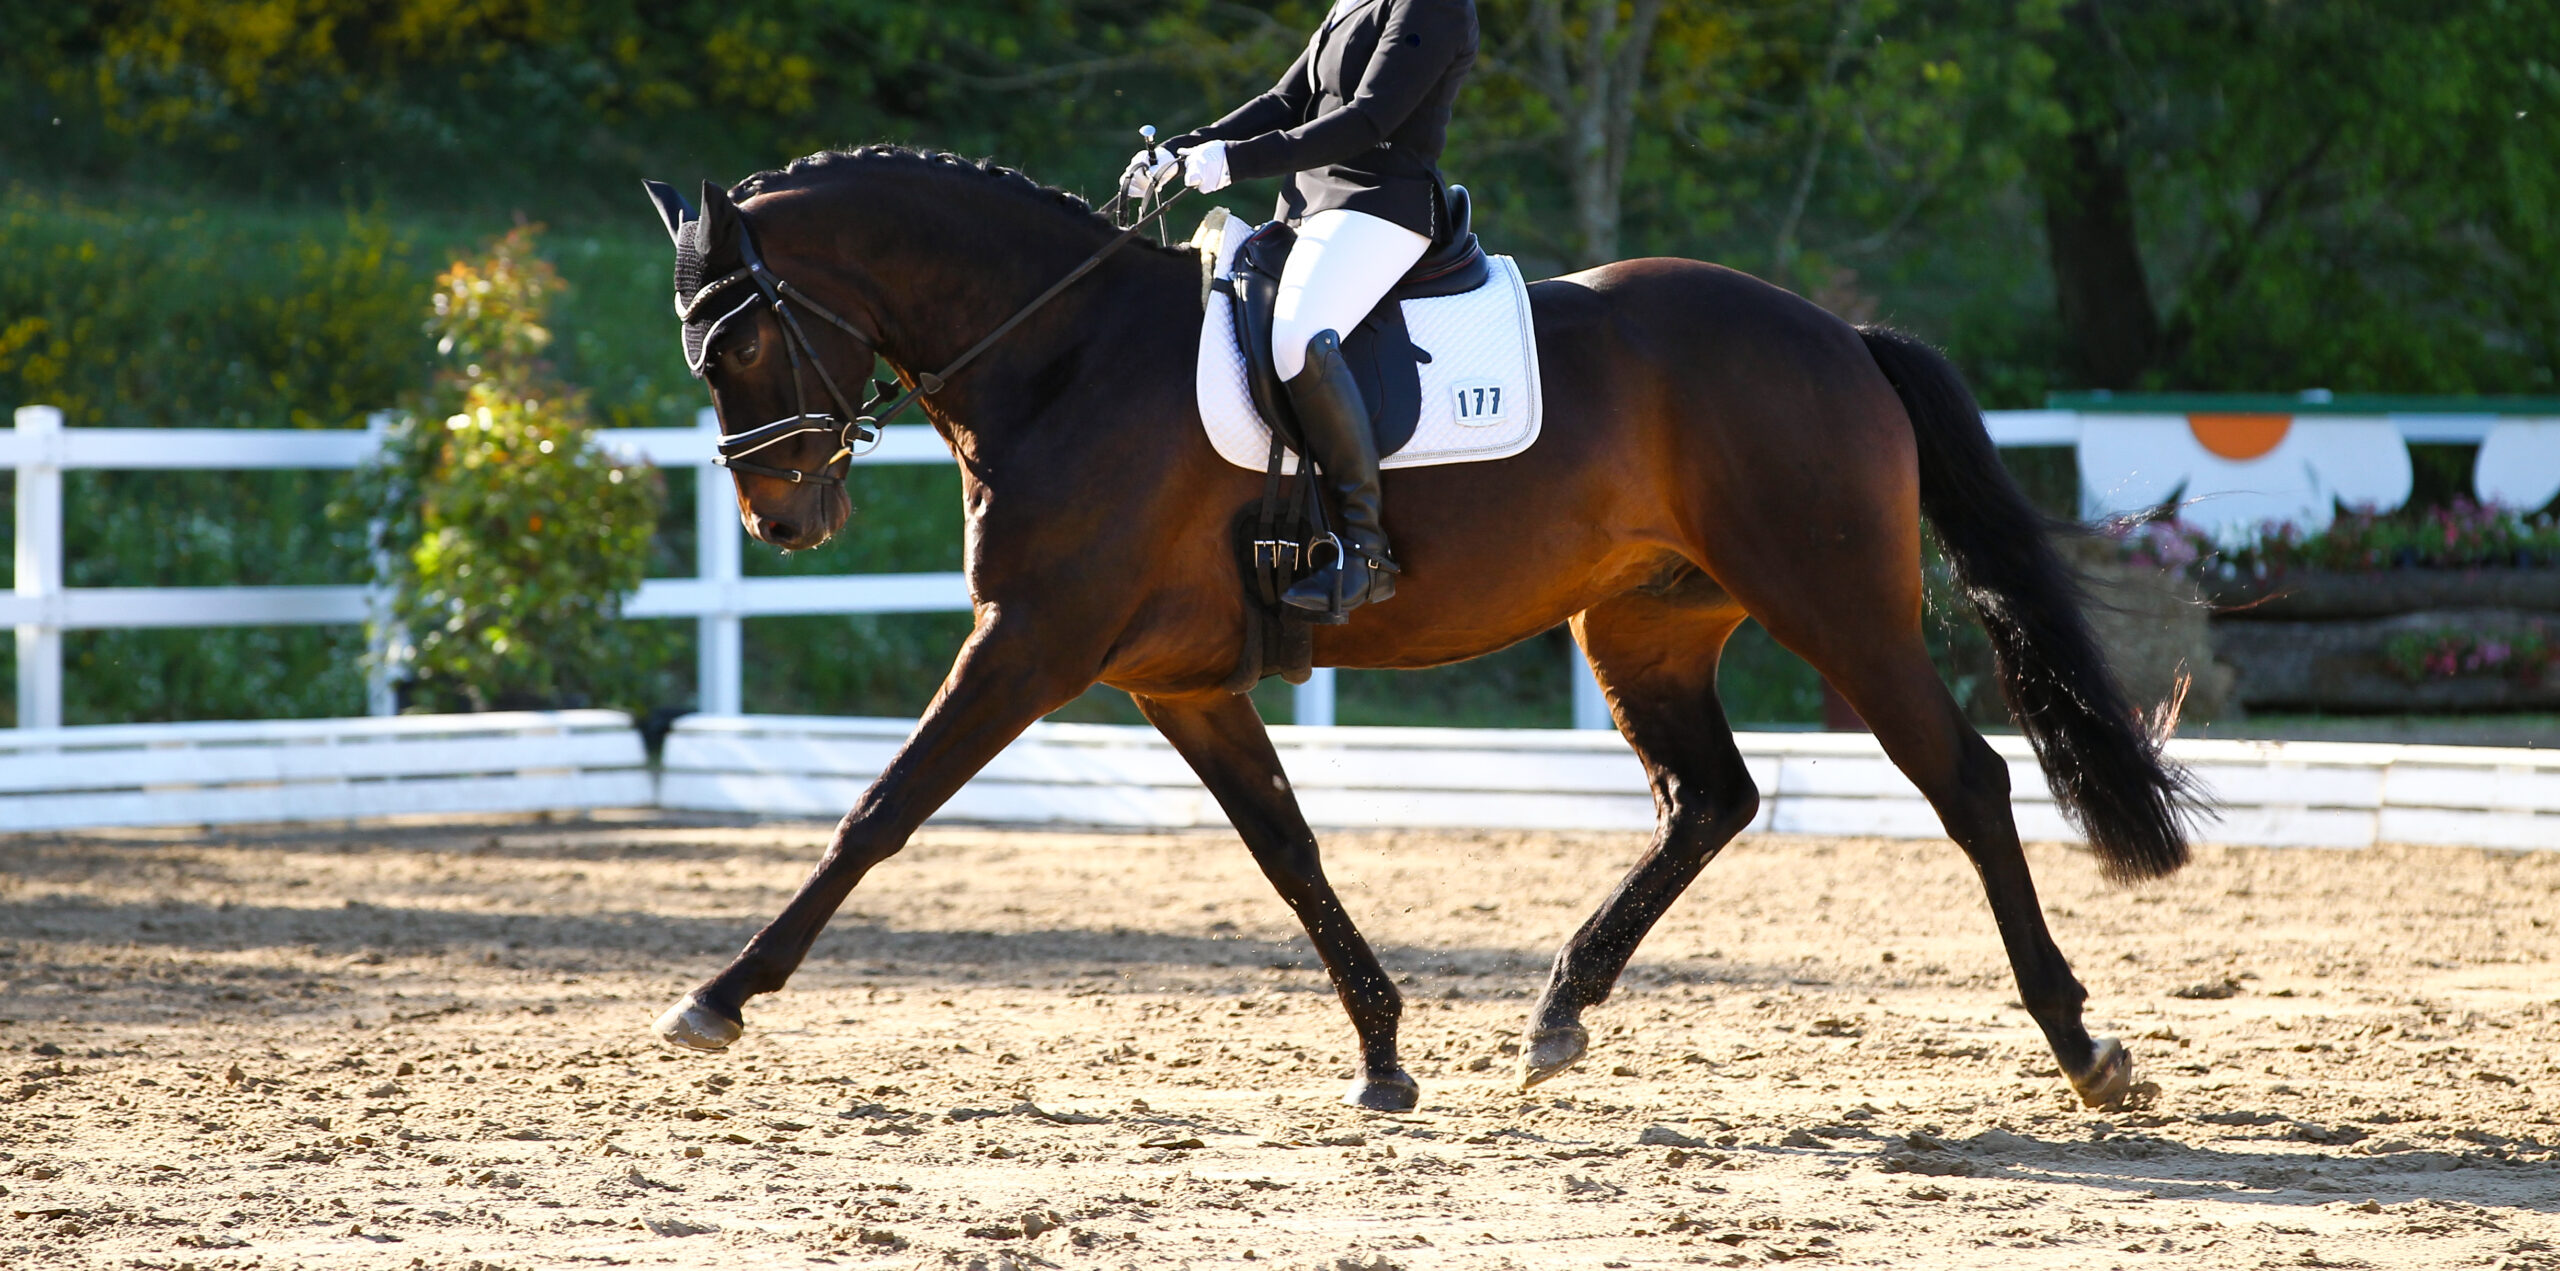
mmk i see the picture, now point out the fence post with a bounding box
[1294,667,1336,727]
[360,413,402,716]
[13,406,63,730]
[1570,635,1613,730]
[694,409,744,715]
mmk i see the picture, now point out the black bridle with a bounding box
[684,179,1192,487]
[679,222,890,486]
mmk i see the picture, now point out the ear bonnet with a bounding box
[674,218,758,377]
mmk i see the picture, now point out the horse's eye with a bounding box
[728,334,761,365]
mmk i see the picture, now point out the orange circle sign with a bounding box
[2187,413,2292,460]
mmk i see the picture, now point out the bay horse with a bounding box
[642,146,2193,1112]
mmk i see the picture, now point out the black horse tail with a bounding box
[1857,324,2195,881]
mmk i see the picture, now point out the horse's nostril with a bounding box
[763,520,799,544]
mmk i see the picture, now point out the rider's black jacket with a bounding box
[1170,0,1477,238]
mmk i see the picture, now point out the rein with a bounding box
[690,184,1193,486]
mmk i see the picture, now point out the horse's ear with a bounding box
[698,180,741,256]
[641,179,695,245]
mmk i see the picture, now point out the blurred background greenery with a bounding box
[0,1,2551,728]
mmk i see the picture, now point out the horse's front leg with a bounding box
[655,612,1093,1051]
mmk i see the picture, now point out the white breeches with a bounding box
[1270,208,1430,380]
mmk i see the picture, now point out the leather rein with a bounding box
[685,183,1193,487]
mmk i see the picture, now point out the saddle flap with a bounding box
[1229,226,1305,453]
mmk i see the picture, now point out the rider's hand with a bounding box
[1183,139,1233,194]
[1119,146,1179,199]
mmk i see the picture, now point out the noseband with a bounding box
[682,181,1195,488]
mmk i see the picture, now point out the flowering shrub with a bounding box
[2116,500,2560,583]
[2382,626,2555,685]
[348,226,666,712]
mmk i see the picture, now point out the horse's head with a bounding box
[645,178,864,551]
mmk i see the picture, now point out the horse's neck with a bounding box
[832,193,1187,457]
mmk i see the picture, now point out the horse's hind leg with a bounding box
[1522,592,1757,1087]
[1775,622,2133,1107]
[1135,690,1417,1111]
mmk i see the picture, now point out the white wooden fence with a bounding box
[7,401,2556,844]
[0,404,970,730]
[4,402,2541,737]
[2,706,2551,846]
[0,710,647,832]
[662,715,2560,851]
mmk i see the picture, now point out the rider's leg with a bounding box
[1271,209,1428,619]
[1271,209,1429,378]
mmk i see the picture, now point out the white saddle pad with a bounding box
[1192,210,1544,473]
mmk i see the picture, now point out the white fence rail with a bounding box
[0,710,648,832]
[3,402,2541,735]
[663,716,2560,850]
[3,404,967,730]
[0,708,2550,847]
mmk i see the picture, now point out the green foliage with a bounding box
[742,613,978,718]
[2385,624,2556,686]
[2040,0,2560,394]
[5,0,2555,729]
[1339,630,1578,728]
[67,626,370,726]
[2122,500,2560,579]
[351,226,668,712]
[0,186,424,429]
[0,188,427,722]
[1718,622,1826,727]
[0,0,1301,215]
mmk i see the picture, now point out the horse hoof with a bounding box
[654,993,742,1052]
[2069,1037,2135,1108]
[1518,1025,1589,1089]
[1342,1069,1420,1112]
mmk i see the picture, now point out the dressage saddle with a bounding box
[1220,184,1489,459]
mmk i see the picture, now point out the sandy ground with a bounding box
[3,817,2557,1271]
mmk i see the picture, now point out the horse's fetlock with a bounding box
[2020,984,2088,1020]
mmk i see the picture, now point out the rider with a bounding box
[1125,0,1478,619]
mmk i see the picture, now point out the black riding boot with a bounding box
[1281,329,1401,622]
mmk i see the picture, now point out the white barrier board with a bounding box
[0,711,651,832]
[6,711,2553,849]
[662,716,2560,850]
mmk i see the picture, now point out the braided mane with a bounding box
[729,145,1188,256]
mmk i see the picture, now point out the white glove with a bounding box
[1183,139,1233,193]
[1119,146,1178,199]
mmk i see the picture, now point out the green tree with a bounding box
[352,225,666,712]
[2030,0,2560,392]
